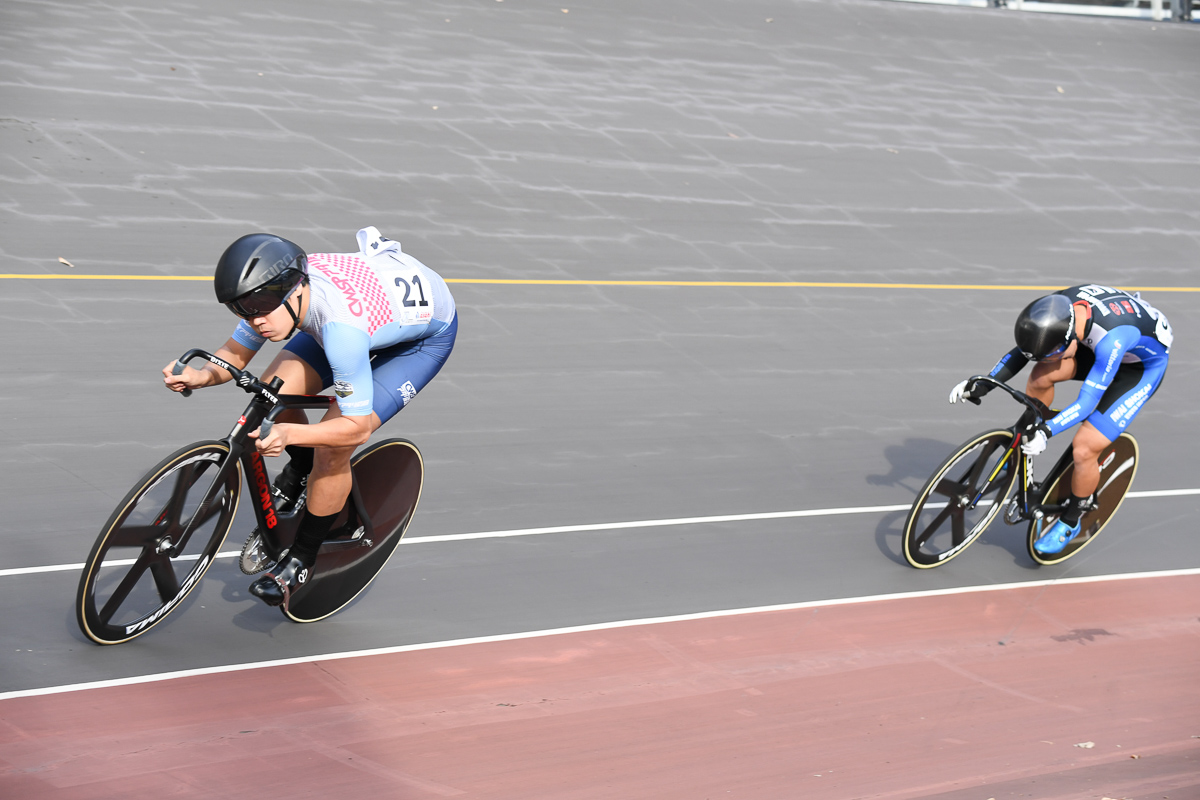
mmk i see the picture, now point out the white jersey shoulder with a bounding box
[301,227,455,349]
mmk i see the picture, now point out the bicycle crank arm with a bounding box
[321,526,374,550]
[1030,500,1081,521]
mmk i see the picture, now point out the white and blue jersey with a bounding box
[232,227,457,422]
[988,285,1171,441]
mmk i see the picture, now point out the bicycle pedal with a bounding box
[346,526,374,548]
[320,526,372,551]
[249,557,309,610]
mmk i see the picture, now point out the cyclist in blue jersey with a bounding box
[163,226,457,605]
[948,285,1171,555]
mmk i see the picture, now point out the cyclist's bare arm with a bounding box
[253,409,378,457]
[162,338,256,393]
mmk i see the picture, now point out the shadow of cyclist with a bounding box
[870,438,955,565]
[867,438,957,496]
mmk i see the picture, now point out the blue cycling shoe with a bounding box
[1034,518,1082,555]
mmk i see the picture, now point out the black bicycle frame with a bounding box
[168,348,376,557]
[965,375,1074,525]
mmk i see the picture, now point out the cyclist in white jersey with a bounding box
[163,227,457,606]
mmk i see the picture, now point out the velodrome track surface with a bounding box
[2,0,1198,796]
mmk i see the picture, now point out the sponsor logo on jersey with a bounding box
[1109,382,1153,423]
[334,379,354,398]
[399,381,417,406]
[1076,284,1120,316]
[1057,405,1080,426]
[1104,342,1122,374]
[311,262,365,316]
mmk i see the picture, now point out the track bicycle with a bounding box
[901,376,1138,569]
[75,348,424,645]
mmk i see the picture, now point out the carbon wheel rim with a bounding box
[903,430,1017,568]
[76,442,241,644]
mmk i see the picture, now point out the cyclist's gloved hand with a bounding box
[1021,423,1051,456]
[948,379,984,406]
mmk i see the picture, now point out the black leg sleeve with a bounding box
[288,510,338,567]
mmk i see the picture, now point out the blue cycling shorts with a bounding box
[1071,348,1167,442]
[283,314,457,425]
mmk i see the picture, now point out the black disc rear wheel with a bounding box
[76,441,241,644]
[902,429,1019,568]
[1028,433,1138,566]
[283,438,423,623]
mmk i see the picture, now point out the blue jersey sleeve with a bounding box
[231,320,267,351]
[1046,325,1138,437]
[321,322,374,417]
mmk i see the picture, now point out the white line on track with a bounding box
[4,489,1198,578]
[3,567,1198,702]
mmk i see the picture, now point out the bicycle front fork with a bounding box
[1002,449,1042,525]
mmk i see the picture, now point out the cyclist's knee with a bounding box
[1071,424,1110,463]
[313,445,355,473]
[277,409,308,425]
[263,351,323,394]
[1026,370,1057,394]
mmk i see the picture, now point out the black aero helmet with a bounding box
[1014,294,1076,360]
[214,233,308,319]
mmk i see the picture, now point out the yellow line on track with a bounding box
[1,274,1197,292]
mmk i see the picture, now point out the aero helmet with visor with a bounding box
[214,233,308,323]
[1014,294,1076,361]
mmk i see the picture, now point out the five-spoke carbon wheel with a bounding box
[76,441,241,644]
[902,429,1019,568]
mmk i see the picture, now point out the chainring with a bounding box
[239,530,284,575]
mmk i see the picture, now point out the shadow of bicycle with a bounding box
[867,438,958,495]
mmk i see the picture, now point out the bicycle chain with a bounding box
[239,530,282,575]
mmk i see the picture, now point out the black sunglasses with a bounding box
[226,277,303,319]
[1024,330,1076,362]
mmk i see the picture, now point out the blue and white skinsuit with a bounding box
[987,284,1171,443]
[231,226,457,423]
[985,284,1171,554]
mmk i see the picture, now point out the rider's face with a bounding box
[1041,339,1078,362]
[246,291,301,342]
